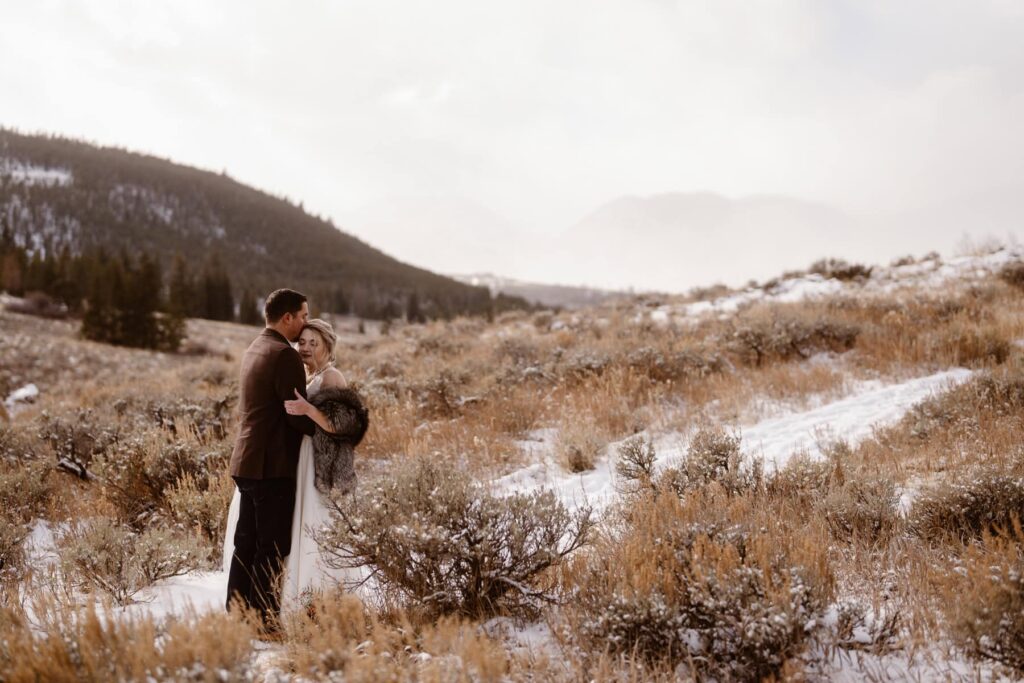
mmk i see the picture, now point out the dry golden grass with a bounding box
[4,263,1024,678]
[283,592,527,682]
[0,597,258,682]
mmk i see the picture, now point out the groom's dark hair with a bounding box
[264,288,307,323]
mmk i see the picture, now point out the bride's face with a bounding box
[297,329,325,369]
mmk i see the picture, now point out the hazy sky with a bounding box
[2,1,1023,290]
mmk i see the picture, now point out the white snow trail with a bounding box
[494,367,974,513]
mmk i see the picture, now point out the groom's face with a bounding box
[284,302,309,342]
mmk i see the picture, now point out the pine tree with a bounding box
[81,251,118,344]
[80,249,181,351]
[201,254,234,321]
[238,289,263,326]
[406,291,425,323]
[332,285,350,315]
[168,252,196,316]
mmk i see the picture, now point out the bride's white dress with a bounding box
[222,373,365,609]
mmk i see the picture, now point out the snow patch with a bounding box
[0,159,73,186]
[4,383,39,416]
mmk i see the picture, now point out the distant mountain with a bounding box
[552,192,856,292]
[0,129,512,319]
[453,273,624,310]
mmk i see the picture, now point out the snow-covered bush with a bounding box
[568,489,832,679]
[659,426,761,496]
[818,476,901,543]
[58,517,204,605]
[828,599,901,653]
[909,469,1024,542]
[942,528,1024,673]
[318,459,593,618]
[766,454,834,509]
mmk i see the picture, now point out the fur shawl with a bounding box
[308,386,369,494]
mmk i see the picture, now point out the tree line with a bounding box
[1,229,532,351]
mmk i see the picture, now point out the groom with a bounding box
[226,288,315,630]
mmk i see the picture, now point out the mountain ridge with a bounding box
[0,129,514,319]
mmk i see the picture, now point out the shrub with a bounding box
[615,436,657,484]
[0,461,51,524]
[166,471,235,564]
[941,528,1024,673]
[5,291,68,318]
[625,346,723,382]
[557,419,606,473]
[568,489,832,679]
[0,517,28,585]
[58,517,204,605]
[0,599,256,682]
[93,436,229,529]
[728,315,859,367]
[766,454,835,508]
[908,469,1024,543]
[38,409,120,479]
[940,324,1011,366]
[828,599,900,653]
[660,426,760,496]
[899,370,1024,442]
[999,261,1024,290]
[416,370,470,418]
[809,258,873,281]
[817,476,901,544]
[317,459,593,618]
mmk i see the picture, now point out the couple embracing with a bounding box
[223,288,369,632]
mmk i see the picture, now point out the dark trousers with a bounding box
[225,476,296,627]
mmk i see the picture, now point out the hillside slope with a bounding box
[0,129,505,318]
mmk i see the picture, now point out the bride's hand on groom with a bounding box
[284,389,311,416]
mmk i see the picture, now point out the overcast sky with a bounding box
[2,1,1023,290]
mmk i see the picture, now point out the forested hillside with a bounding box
[0,129,527,320]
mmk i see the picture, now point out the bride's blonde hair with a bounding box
[302,318,337,367]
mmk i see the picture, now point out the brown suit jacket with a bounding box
[230,328,315,479]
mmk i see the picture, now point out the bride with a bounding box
[223,318,369,609]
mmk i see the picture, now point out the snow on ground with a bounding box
[4,383,39,417]
[494,367,974,514]
[126,572,227,621]
[643,248,1022,326]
